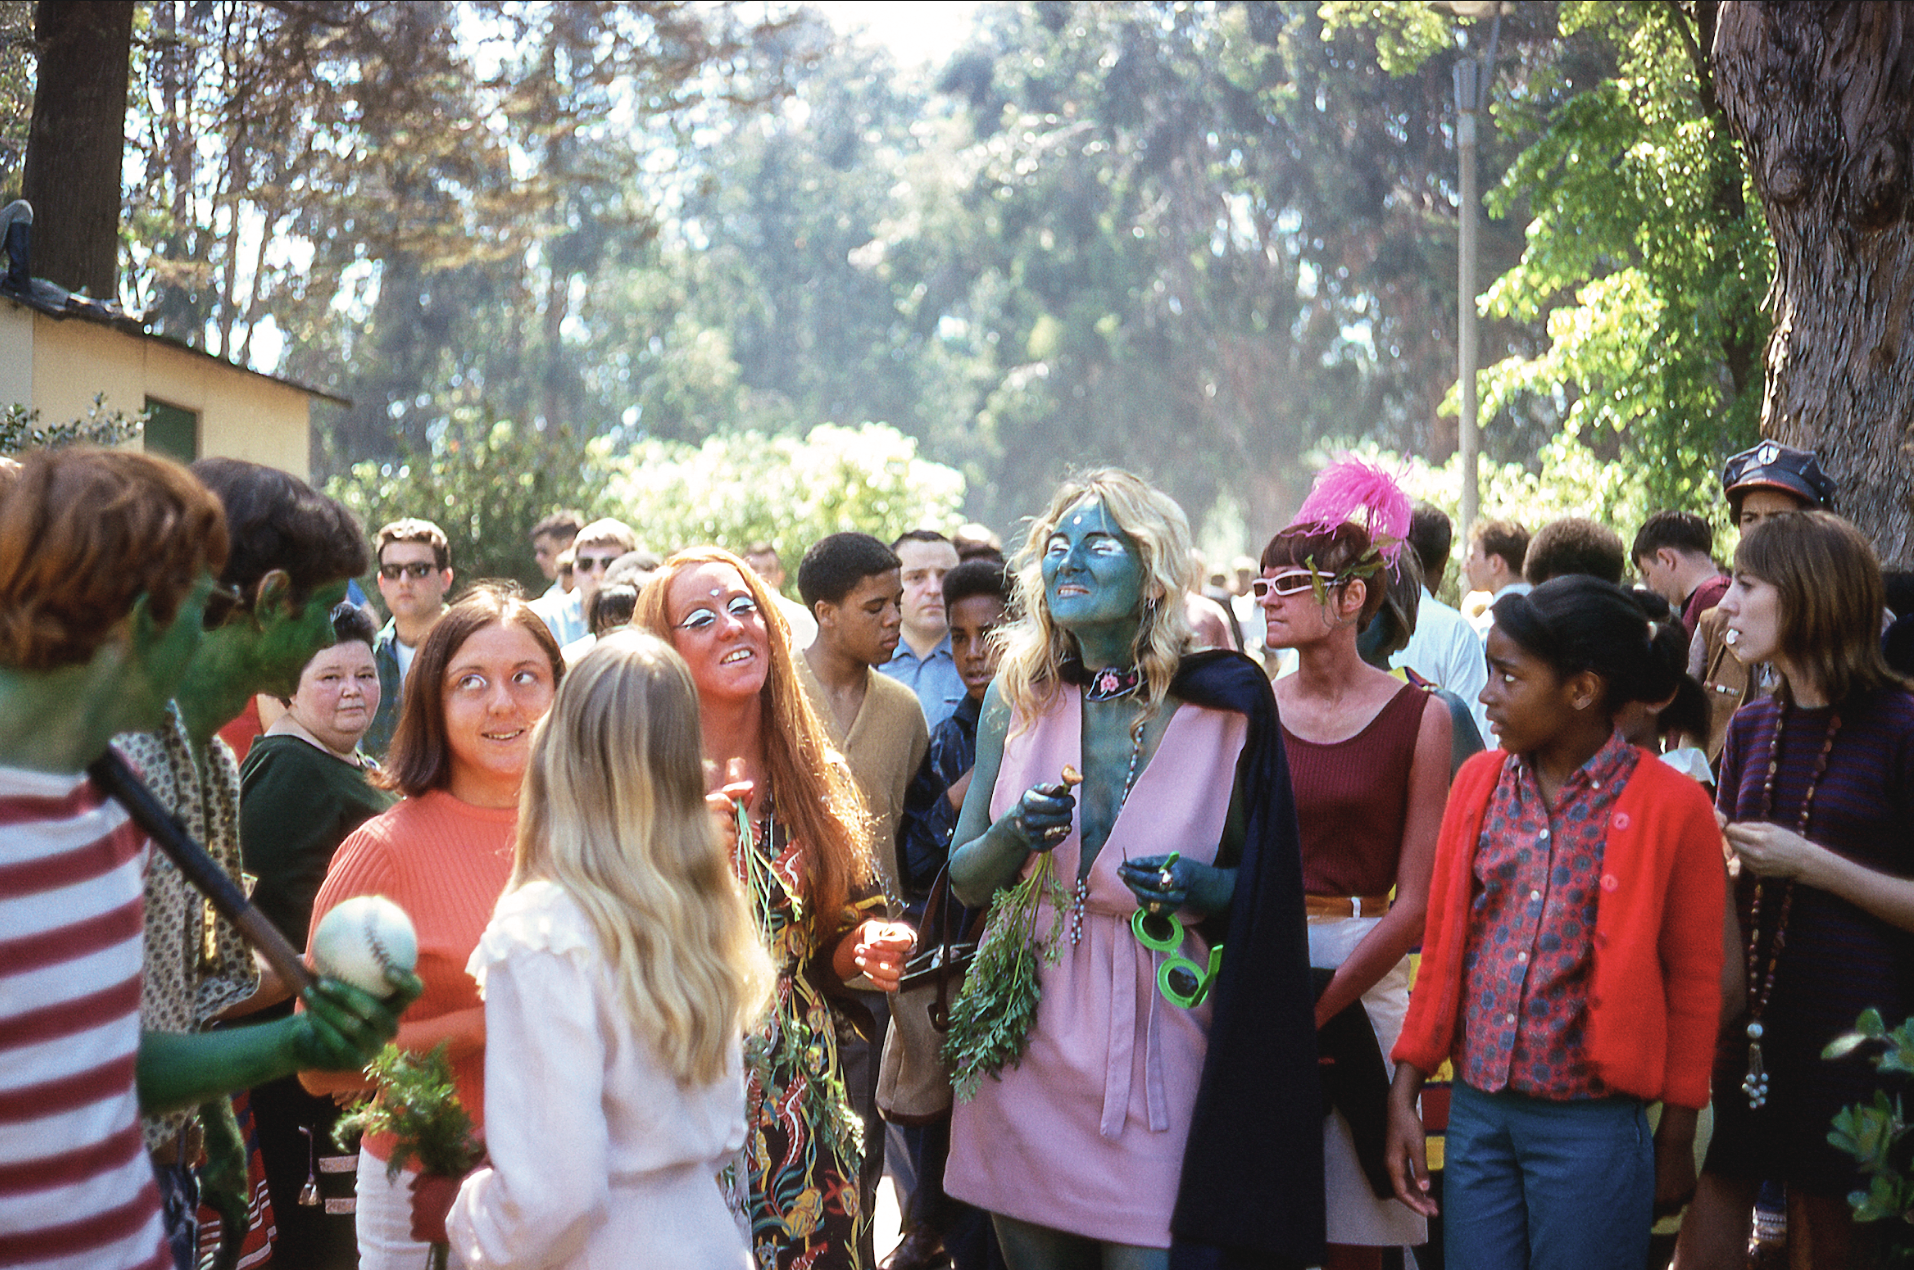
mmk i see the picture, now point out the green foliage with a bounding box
[1,396,145,453]
[1474,1,1770,513]
[944,852,1070,1102]
[1318,1,1456,76]
[1332,1,1772,518]
[326,413,600,593]
[602,422,966,566]
[334,1042,484,1180]
[325,416,966,596]
[0,0,28,192]
[1824,1009,1914,1258]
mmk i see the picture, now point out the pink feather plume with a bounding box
[1290,456,1411,566]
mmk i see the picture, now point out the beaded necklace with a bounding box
[1066,715,1146,946]
[1740,702,1841,1109]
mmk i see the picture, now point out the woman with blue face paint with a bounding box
[945,470,1324,1270]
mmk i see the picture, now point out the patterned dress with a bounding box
[731,806,883,1270]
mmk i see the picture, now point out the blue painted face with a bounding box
[1041,498,1145,629]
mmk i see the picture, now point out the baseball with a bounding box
[311,895,418,996]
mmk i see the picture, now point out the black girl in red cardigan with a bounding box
[1384,575,1725,1270]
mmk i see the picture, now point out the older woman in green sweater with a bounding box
[238,601,394,1270]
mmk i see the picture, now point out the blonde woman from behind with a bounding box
[443,631,774,1268]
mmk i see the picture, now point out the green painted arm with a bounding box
[137,973,421,1114]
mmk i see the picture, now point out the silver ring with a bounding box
[1157,868,1175,890]
[1045,825,1068,843]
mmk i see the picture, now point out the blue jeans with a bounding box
[1444,1083,1653,1270]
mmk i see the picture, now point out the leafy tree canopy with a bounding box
[1326,0,1772,514]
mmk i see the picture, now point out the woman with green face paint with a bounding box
[115,457,374,1265]
[946,469,1323,1270]
[0,449,414,1270]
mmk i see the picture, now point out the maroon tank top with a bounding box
[1281,680,1429,896]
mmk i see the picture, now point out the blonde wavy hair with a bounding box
[510,631,773,1087]
[632,547,874,942]
[996,469,1197,738]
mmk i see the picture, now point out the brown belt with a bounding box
[1304,893,1392,918]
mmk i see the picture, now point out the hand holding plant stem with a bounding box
[335,1042,484,1270]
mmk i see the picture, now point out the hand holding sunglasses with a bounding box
[1117,852,1234,917]
[1121,854,1232,1009]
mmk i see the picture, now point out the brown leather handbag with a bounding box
[876,867,984,1125]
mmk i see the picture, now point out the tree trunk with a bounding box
[20,0,134,300]
[1713,3,1914,562]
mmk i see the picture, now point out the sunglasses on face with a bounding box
[1252,569,1335,599]
[379,561,438,581]
[574,555,620,573]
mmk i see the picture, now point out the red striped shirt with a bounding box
[0,763,168,1270]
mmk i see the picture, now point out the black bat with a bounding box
[87,748,316,996]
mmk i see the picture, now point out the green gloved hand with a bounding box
[139,970,423,1114]
[290,972,424,1071]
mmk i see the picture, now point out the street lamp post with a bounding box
[1455,56,1480,537]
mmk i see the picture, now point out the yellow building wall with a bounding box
[12,309,310,479]
[0,302,32,408]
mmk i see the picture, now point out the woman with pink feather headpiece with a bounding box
[1257,458,1452,1269]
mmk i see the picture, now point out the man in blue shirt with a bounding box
[880,529,966,728]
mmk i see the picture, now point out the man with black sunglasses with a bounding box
[364,518,453,758]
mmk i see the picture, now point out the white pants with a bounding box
[1310,913,1428,1249]
[356,1151,465,1270]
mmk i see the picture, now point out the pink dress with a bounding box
[945,690,1247,1247]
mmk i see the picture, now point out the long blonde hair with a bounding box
[511,631,772,1086]
[632,546,873,944]
[995,469,1197,737]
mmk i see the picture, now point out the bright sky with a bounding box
[807,1,982,70]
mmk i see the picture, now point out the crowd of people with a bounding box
[3,435,1913,1270]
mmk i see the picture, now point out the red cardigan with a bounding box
[1393,748,1726,1109]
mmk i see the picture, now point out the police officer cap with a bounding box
[1721,440,1837,510]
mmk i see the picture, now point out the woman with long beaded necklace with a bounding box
[1677,511,1914,1270]
[945,470,1322,1270]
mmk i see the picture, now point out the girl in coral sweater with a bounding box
[1385,575,1725,1270]
[303,587,563,1270]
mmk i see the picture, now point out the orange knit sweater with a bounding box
[308,789,518,1162]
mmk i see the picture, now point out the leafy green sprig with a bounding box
[334,1042,485,1181]
[943,851,1070,1101]
[1824,1008,1914,1257]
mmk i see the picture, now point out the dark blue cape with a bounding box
[1165,650,1325,1269]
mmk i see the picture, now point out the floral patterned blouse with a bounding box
[1458,731,1641,1098]
[730,803,883,1270]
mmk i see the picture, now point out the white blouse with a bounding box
[448,880,752,1270]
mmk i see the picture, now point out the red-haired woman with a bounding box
[637,548,912,1270]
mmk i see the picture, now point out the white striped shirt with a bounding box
[0,764,167,1270]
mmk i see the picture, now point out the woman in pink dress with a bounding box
[946,469,1322,1270]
